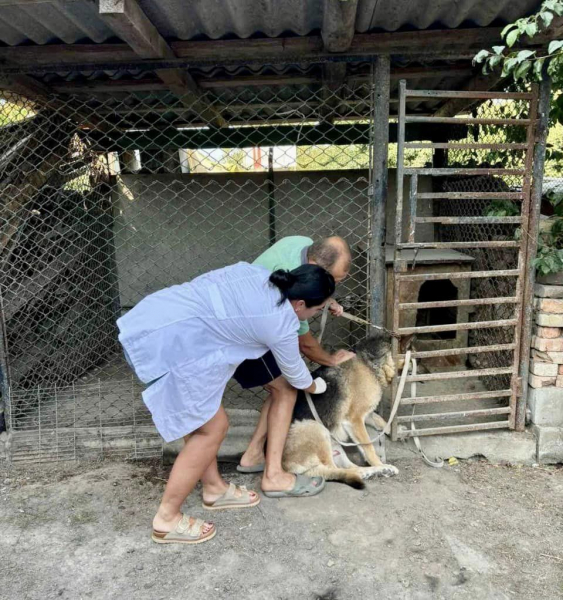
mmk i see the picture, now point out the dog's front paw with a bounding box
[376,464,399,478]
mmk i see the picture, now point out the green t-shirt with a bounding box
[253,235,313,336]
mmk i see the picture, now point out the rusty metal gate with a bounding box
[391,81,542,440]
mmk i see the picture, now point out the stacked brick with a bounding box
[530,284,563,388]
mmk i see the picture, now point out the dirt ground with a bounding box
[1,457,563,600]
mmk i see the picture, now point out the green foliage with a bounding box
[474,0,563,95]
[484,200,520,217]
[0,100,34,127]
[297,144,370,170]
[531,193,563,276]
[485,191,563,276]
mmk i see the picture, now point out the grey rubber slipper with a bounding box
[263,474,325,498]
[236,463,265,473]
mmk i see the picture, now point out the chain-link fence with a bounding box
[435,99,529,391]
[1,64,380,462]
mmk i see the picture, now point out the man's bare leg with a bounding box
[239,395,271,469]
[261,377,297,492]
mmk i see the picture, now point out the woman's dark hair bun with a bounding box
[269,264,335,307]
[269,269,297,290]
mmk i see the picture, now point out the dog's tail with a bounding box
[306,465,365,490]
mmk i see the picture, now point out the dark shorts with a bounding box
[233,351,282,389]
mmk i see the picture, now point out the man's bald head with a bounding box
[307,236,352,283]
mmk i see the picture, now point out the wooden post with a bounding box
[369,56,390,327]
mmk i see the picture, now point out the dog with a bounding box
[282,332,401,489]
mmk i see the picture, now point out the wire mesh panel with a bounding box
[391,83,539,440]
[0,63,378,462]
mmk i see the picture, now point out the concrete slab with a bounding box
[531,424,563,464]
[528,386,563,426]
[159,409,538,467]
[387,430,537,466]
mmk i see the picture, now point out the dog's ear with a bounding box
[399,334,416,354]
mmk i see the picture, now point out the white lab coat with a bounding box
[117,262,313,442]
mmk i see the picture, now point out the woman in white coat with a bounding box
[117,261,335,545]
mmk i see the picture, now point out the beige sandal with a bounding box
[202,482,261,511]
[151,514,216,545]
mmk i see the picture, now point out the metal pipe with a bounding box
[267,148,276,246]
[401,389,512,405]
[516,75,552,431]
[509,83,539,428]
[390,78,407,442]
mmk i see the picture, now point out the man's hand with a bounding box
[331,350,355,366]
[328,300,344,318]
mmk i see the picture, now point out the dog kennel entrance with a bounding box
[390,81,547,440]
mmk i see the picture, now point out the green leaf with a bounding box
[542,11,554,28]
[525,21,538,37]
[516,49,535,62]
[489,55,503,69]
[501,57,518,77]
[501,23,516,38]
[506,29,520,47]
[473,49,490,64]
[534,56,546,79]
[554,3,563,16]
[548,40,563,54]
[492,45,506,55]
[514,60,532,80]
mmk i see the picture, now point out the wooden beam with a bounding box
[99,0,173,60]
[322,0,358,53]
[0,28,509,70]
[49,65,475,94]
[432,72,504,117]
[98,0,225,127]
[87,121,468,152]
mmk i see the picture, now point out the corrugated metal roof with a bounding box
[0,0,543,47]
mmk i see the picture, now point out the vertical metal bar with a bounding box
[54,383,59,461]
[72,381,76,461]
[391,79,407,442]
[98,378,103,459]
[408,174,418,243]
[132,374,137,460]
[0,288,11,434]
[267,147,276,246]
[37,385,41,463]
[516,76,552,431]
[369,55,390,327]
[509,85,539,429]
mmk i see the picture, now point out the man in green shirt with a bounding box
[233,235,355,497]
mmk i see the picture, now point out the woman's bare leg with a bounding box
[152,406,229,533]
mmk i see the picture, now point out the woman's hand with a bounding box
[305,377,327,394]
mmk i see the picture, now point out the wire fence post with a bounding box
[369,55,390,328]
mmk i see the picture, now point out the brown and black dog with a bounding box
[282,332,400,489]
